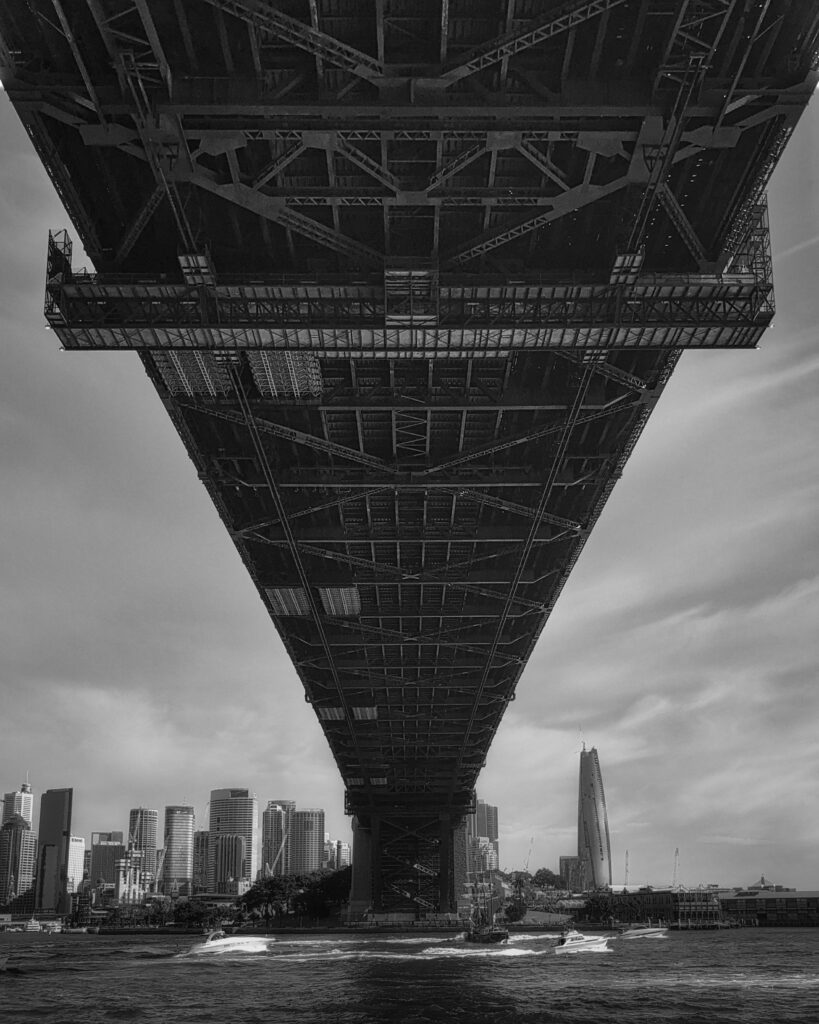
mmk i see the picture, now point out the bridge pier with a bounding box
[348,817,373,919]
[348,813,468,919]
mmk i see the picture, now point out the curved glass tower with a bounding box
[578,746,612,889]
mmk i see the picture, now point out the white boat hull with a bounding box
[554,930,611,954]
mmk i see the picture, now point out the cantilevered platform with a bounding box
[2,0,817,913]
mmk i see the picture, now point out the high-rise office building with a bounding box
[162,805,194,895]
[35,787,73,915]
[290,809,325,874]
[2,779,33,827]
[208,789,258,887]
[261,800,294,877]
[90,833,125,887]
[0,814,37,904]
[192,830,209,892]
[335,841,351,869]
[128,808,159,881]
[577,745,612,889]
[67,836,85,893]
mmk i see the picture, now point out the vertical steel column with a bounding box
[438,813,453,912]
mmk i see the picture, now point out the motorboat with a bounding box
[619,923,668,939]
[191,930,271,954]
[554,929,611,954]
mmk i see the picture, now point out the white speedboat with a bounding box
[619,923,668,939]
[554,929,611,954]
[191,930,271,954]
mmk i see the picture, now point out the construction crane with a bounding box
[523,837,534,874]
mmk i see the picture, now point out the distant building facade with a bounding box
[211,834,249,895]
[0,814,37,905]
[90,833,125,887]
[162,806,194,896]
[559,855,584,892]
[67,836,85,894]
[465,797,500,876]
[262,800,295,877]
[208,789,258,887]
[2,780,34,827]
[192,831,209,893]
[290,809,324,874]
[35,787,73,915]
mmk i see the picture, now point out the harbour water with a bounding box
[1,928,818,1023]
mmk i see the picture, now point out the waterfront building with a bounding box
[90,833,125,886]
[192,830,209,892]
[162,805,194,896]
[0,814,37,905]
[128,808,158,880]
[35,787,73,915]
[720,889,819,927]
[2,779,33,827]
[67,836,85,894]
[290,809,325,874]
[208,789,258,888]
[262,799,295,877]
[577,745,612,889]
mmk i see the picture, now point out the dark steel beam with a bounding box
[201,0,384,83]
[440,0,627,85]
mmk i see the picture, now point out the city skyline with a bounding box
[1,88,818,889]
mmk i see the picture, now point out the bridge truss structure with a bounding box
[2,1,817,913]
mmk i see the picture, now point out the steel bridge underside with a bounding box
[2,0,817,912]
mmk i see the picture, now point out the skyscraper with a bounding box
[67,836,86,893]
[208,789,258,888]
[90,833,125,887]
[162,805,194,895]
[0,814,37,905]
[577,745,612,889]
[128,808,159,880]
[261,799,294,877]
[2,779,33,827]
[290,809,325,874]
[35,787,73,915]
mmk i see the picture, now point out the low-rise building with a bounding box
[720,890,819,927]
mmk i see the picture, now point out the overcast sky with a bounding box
[1,90,817,889]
